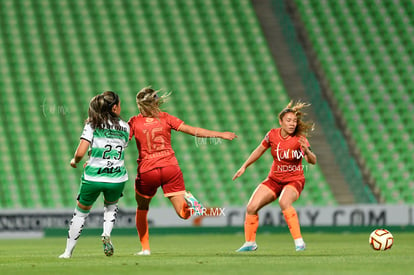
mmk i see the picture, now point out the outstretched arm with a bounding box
[178,123,237,140]
[232,144,268,180]
[70,139,90,168]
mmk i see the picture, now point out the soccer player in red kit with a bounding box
[129,87,237,255]
[233,101,317,252]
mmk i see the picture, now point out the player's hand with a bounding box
[298,136,308,152]
[232,166,246,181]
[221,132,237,140]
[70,158,77,168]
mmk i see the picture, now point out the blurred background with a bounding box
[0,0,413,212]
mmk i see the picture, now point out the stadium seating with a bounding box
[0,0,335,209]
[294,0,414,203]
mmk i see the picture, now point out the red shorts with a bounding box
[261,177,305,199]
[135,165,185,198]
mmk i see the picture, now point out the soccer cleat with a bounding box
[295,243,306,252]
[184,191,204,216]
[102,236,114,256]
[58,253,71,259]
[236,242,258,252]
[134,249,151,256]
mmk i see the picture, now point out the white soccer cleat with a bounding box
[58,253,72,259]
[295,243,306,252]
[134,249,151,256]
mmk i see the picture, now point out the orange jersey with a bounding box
[261,128,310,183]
[128,112,184,173]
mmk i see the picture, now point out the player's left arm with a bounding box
[299,136,317,165]
[70,139,90,168]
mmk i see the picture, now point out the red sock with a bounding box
[282,206,302,240]
[136,209,150,250]
[244,214,259,242]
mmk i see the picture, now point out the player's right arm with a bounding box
[232,144,267,180]
[178,124,237,140]
[70,139,90,168]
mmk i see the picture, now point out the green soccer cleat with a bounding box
[102,236,114,256]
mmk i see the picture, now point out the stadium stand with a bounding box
[294,0,414,203]
[0,0,335,209]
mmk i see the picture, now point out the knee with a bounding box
[278,199,291,211]
[77,201,92,211]
[246,203,259,215]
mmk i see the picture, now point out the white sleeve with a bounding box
[121,120,130,148]
[80,123,94,143]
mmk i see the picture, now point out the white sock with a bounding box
[63,208,89,256]
[294,238,305,246]
[102,204,118,237]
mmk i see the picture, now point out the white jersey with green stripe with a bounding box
[80,120,130,183]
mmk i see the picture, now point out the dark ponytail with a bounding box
[86,91,120,129]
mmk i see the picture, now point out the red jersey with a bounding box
[261,128,310,183]
[128,112,184,173]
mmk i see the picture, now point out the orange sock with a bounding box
[179,201,191,219]
[282,206,302,240]
[244,214,259,242]
[136,209,150,250]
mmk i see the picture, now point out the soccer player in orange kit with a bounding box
[129,87,237,255]
[233,101,316,252]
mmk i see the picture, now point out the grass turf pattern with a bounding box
[0,232,413,274]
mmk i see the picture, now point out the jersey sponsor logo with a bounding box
[104,129,126,139]
[144,150,170,159]
[144,117,158,126]
[274,142,304,161]
[97,166,122,174]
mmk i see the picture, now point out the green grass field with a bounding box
[0,232,413,275]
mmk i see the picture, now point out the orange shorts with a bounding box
[135,165,185,198]
[261,177,305,199]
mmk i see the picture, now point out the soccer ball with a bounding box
[369,229,393,251]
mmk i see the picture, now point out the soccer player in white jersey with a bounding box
[59,91,130,259]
